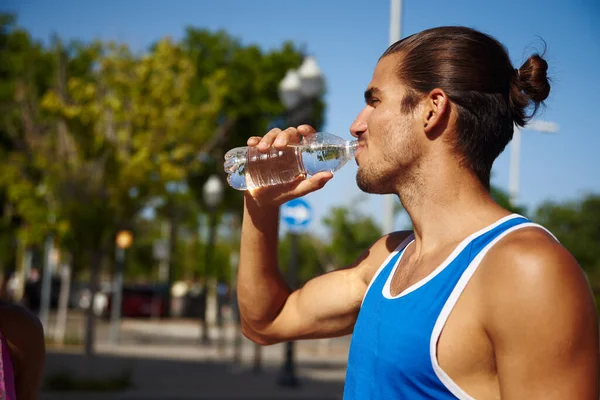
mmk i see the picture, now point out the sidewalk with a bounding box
[42,317,350,399]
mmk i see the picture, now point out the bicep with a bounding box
[484,235,599,399]
[247,232,411,344]
[269,266,368,341]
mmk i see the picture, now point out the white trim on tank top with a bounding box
[429,222,557,400]
[382,213,523,300]
[360,233,415,307]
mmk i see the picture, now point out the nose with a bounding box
[350,106,370,138]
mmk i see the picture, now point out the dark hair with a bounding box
[382,26,550,189]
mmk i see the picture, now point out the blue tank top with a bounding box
[343,214,549,399]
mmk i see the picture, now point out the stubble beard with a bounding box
[355,130,419,195]
[356,162,394,194]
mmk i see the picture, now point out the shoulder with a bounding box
[0,303,45,367]
[354,230,414,285]
[477,224,597,343]
[479,225,591,300]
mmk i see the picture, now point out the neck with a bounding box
[397,159,510,253]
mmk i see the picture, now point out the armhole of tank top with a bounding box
[360,233,415,307]
[429,222,556,400]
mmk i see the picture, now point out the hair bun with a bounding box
[517,55,550,103]
[510,54,551,127]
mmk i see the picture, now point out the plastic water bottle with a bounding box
[223,132,358,191]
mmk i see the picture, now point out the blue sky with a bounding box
[3,0,599,236]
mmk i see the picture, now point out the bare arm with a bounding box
[0,304,45,400]
[239,194,387,345]
[237,125,406,345]
[482,228,599,399]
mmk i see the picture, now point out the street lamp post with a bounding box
[509,120,559,205]
[110,229,134,345]
[277,56,324,388]
[200,175,224,345]
[279,56,324,126]
[382,0,403,236]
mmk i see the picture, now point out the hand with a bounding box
[244,125,333,207]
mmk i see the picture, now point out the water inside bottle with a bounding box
[223,134,358,191]
[300,144,352,175]
[244,146,305,190]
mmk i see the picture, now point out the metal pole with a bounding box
[232,294,243,365]
[39,234,54,334]
[54,260,71,344]
[252,343,263,373]
[230,246,241,363]
[278,233,300,387]
[153,221,170,320]
[110,247,125,345]
[383,0,403,235]
[201,212,217,345]
[509,125,521,206]
[389,0,402,44]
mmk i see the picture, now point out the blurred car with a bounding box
[105,284,169,319]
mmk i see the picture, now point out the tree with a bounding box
[278,232,326,286]
[0,14,58,295]
[533,193,600,311]
[37,37,224,357]
[323,205,382,269]
[534,194,600,277]
[182,28,323,217]
[0,17,327,359]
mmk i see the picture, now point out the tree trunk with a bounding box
[165,205,178,318]
[84,249,102,360]
[54,258,71,345]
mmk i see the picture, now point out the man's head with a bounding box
[351,26,550,194]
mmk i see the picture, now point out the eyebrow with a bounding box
[364,87,382,104]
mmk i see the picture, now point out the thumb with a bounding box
[291,172,333,197]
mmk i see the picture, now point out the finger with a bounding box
[297,124,317,137]
[273,127,301,149]
[258,128,282,151]
[290,172,333,197]
[247,136,262,146]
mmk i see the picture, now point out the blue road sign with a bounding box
[281,198,313,233]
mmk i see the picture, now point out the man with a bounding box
[236,26,599,399]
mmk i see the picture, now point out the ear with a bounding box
[422,88,449,134]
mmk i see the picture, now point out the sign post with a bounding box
[278,198,313,387]
[110,230,133,345]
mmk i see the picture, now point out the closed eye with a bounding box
[364,87,382,107]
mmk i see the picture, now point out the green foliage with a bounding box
[322,205,382,268]
[534,194,600,276]
[0,14,317,282]
[278,233,326,286]
[491,186,528,216]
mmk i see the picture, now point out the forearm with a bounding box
[237,195,291,335]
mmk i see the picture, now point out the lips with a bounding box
[354,144,366,164]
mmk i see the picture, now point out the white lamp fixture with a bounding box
[278,69,302,109]
[297,56,324,98]
[203,175,224,210]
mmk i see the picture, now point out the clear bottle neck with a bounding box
[346,140,359,157]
